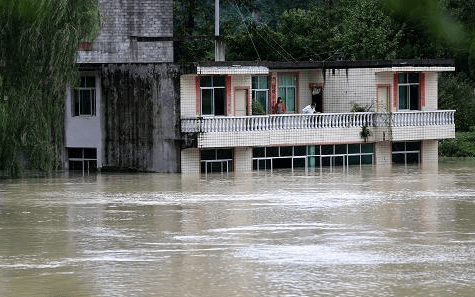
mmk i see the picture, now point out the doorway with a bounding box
[311,86,323,113]
[235,89,248,116]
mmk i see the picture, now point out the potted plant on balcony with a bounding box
[252,100,265,115]
[351,102,372,142]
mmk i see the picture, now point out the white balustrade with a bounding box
[181,110,455,133]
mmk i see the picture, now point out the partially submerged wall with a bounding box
[101,63,183,172]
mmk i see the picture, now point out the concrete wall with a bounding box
[77,0,173,63]
[324,68,376,113]
[101,63,183,172]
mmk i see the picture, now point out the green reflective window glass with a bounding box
[217,149,232,159]
[348,144,360,154]
[201,89,213,115]
[408,73,419,83]
[253,147,265,158]
[252,77,258,89]
[406,141,421,151]
[398,73,407,83]
[399,86,408,109]
[335,144,346,155]
[361,144,373,153]
[214,88,225,115]
[267,147,279,157]
[213,76,225,87]
[392,142,406,151]
[259,76,268,89]
[201,149,216,160]
[322,145,333,155]
[294,146,306,156]
[280,146,293,157]
[200,76,212,87]
[361,154,373,164]
[348,155,360,165]
[409,85,419,110]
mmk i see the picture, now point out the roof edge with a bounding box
[196,59,455,69]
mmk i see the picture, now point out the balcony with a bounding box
[181,110,455,148]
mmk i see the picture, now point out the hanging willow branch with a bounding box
[0,0,100,177]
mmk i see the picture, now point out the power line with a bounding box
[229,0,296,62]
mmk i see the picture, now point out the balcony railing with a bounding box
[181,110,455,133]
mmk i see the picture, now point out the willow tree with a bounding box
[0,0,100,177]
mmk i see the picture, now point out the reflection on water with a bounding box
[1,160,475,296]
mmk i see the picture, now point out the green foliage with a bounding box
[439,131,475,157]
[174,0,475,73]
[351,103,369,112]
[334,0,401,60]
[252,100,265,115]
[438,72,475,131]
[360,125,371,142]
[224,0,403,61]
[0,0,100,177]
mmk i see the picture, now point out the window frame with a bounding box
[67,147,97,173]
[252,76,269,113]
[279,74,297,113]
[398,73,420,111]
[72,76,97,117]
[200,75,226,116]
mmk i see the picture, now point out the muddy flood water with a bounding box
[1,159,475,297]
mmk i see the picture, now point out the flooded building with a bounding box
[65,1,455,174]
[180,60,455,173]
[64,0,185,173]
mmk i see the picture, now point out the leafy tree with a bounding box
[0,0,100,177]
[438,72,475,131]
[333,0,401,60]
[224,0,402,61]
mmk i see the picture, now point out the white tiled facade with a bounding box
[180,62,455,174]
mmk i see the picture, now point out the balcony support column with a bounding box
[421,140,439,170]
[234,147,252,172]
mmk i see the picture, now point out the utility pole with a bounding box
[215,0,225,61]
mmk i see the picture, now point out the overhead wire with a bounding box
[228,0,261,61]
[229,0,296,62]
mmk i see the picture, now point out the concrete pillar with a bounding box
[421,140,439,169]
[234,147,252,172]
[374,141,392,167]
[181,148,200,174]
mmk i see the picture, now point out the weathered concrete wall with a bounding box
[77,0,173,63]
[101,63,183,172]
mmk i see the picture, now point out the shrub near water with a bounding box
[439,131,475,157]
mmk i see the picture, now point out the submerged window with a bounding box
[253,144,374,170]
[398,73,419,110]
[279,74,297,113]
[73,76,96,116]
[252,76,269,113]
[200,148,233,173]
[392,141,421,164]
[201,76,226,116]
[68,147,97,172]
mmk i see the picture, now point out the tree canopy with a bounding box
[174,0,475,67]
[0,0,100,177]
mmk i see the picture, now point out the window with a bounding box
[68,148,97,172]
[201,76,226,116]
[200,148,233,173]
[279,74,297,113]
[73,76,96,116]
[398,73,419,110]
[252,144,374,170]
[392,141,421,164]
[252,76,269,113]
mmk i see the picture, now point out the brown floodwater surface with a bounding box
[1,159,475,296]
